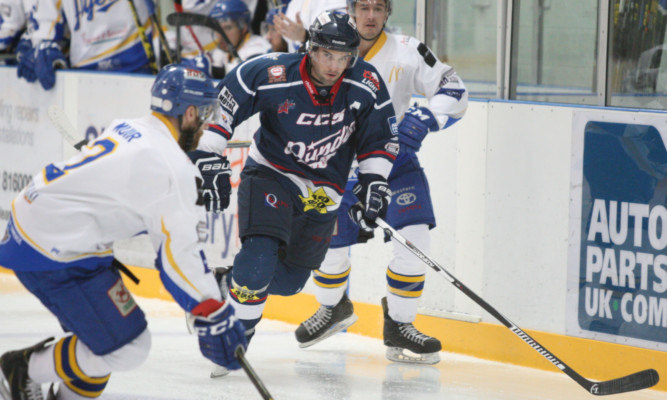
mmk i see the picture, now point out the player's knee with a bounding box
[319,246,351,273]
[234,235,282,288]
[101,328,151,371]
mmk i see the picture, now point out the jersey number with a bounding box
[44,138,117,183]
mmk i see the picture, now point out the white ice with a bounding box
[0,274,663,400]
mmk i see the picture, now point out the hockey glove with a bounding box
[16,38,37,82]
[35,40,68,90]
[397,106,440,155]
[189,299,246,370]
[349,173,391,234]
[188,150,232,213]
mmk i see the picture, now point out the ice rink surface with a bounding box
[0,273,663,400]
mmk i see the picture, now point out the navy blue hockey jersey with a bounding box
[209,52,399,214]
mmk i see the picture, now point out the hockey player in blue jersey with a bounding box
[0,65,245,399]
[202,10,399,377]
[294,0,469,365]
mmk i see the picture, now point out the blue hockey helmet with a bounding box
[346,0,392,17]
[150,65,217,123]
[307,11,360,67]
[209,0,251,28]
[261,4,287,35]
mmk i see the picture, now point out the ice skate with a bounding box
[295,293,358,348]
[382,297,441,364]
[0,337,53,400]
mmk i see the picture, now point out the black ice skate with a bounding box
[295,293,358,348]
[0,337,53,400]
[382,297,441,364]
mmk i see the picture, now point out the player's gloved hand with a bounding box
[349,173,391,234]
[180,54,212,78]
[397,106,439,155]
[16,38,37,82]
[34,40,68,90]
[188,150,232,213]
[188,299,246,370]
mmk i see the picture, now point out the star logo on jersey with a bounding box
[278,99,295,114]
[230,285,261,303]
[299,187,336,214]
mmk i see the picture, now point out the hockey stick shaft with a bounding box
[173,0,206,55]
[127,0,158,73]
[143,0,173,65]
[373,216,659,395]
[166,12,243,62]
[234,346,274,400]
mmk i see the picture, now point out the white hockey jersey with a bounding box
[31,0,153,71]
[11,112,220,311]
[0,0,32,50]
[209,32,271,72]
[364,31,468,127]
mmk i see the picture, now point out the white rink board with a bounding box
[0,68,665,350]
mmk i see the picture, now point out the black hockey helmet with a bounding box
[307,11,361,67]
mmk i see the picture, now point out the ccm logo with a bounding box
[296,110,344,126]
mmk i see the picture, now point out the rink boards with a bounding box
[0,67,665,391]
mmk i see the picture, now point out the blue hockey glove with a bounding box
[35,40,68,90]
[16,39,37,82]
[349,173,391,234]
[180,55,212,78]
[397,106,440,154]
[188,150,232,213]
[190,299,247,370]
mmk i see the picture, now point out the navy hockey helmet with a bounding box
[150,65,217,124]
[346,0,392,17]
[307,11,361,67]
[209,0,251,28]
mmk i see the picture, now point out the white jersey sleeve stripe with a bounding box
[160,218,202,296]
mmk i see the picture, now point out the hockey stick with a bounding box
[166,12,243,62]
[235,346,274,400]
[143,0,174,65]
[373,216,660,395]
[173,0,206,59]
[47,106,250,149]
[127,0,158,73]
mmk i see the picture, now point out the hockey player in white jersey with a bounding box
[295,0,468,365]
[0,0,27,53]
[24,0,157,90]
[207,0,270,77]
[0,65,246,400]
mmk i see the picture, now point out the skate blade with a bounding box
[209,365,230,379]
[298,314,359,349]
[385,347,440,365]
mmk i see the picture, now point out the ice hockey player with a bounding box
[0,65,245,400]
[261,4,289,53]
[207,0,271,77]
[203,10,399,377]
[21,0,156,90]
[295,0,469,365]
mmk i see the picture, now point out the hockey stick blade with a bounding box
[590,369,659,396]
[166,12,243,61]
[372,214,660,396]
[47,106,87,150]
[234,346,274,400]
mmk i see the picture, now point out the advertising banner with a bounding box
[568,110,667,350]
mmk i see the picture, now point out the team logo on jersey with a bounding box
[107,278,137,317]
[295,110,344,126]
[268,65,287,83]
[299,187,336,214]
[73,0,121,32]
[219,87,239,114]
[277,99,295,114]
[285,122,356,168]
[362,70,380,93]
